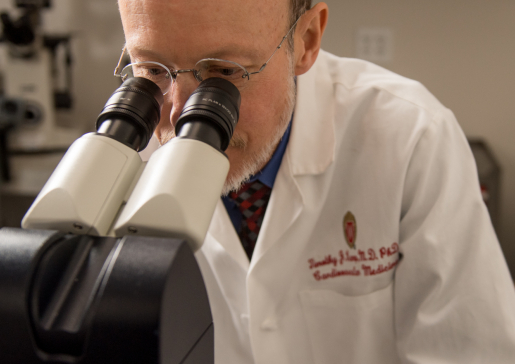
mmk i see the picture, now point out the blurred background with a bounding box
[0,0,513,277]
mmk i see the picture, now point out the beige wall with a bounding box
[317,0,515,274]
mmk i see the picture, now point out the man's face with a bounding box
[119,0,296,194]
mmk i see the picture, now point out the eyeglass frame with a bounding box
[114,16,301,91]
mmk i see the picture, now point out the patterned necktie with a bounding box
[230,181,272,259]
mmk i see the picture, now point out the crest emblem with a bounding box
[343,211,357,249]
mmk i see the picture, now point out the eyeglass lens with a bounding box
[121,59,248,95]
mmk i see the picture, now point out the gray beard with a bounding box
[221,79,296,195]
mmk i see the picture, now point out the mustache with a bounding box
[228,132,246,149]
[158,128,247,149]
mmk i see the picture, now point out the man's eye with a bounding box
[144,67,164,76]
[136,67,169,80]
[196,60,247,85]
[217,67,236,76]
[207,66,243,79]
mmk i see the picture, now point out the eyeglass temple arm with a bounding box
[248,16,301,77]
[114,45,128,76]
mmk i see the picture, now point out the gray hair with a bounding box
[288,0,312,49]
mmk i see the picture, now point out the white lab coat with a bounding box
[195,50,515,364]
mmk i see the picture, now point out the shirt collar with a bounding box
[248,118,292,188]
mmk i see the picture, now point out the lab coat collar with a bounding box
[288,50,336,177]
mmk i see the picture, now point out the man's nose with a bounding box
[169,74,199,127]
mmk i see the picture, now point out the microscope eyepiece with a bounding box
[175,77,241,152]
[96,77,163,151]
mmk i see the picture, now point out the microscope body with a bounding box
[0,228,213,364]
[21,133,143,236]
[114,136,229,250]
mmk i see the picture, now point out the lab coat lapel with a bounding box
[250,152,304,265]
[206,199,250,272]
[249,51,335,267]
[200,203,250,319]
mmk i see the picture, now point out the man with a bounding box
[118,0,515,363]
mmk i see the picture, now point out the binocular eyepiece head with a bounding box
[96,77,241,153]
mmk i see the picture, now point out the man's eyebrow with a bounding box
[207,45,260,62]
[128,44,262,67]
[127,48,169,63]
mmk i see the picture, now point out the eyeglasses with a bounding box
[114,17,300,95]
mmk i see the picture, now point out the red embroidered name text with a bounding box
[313,267,361,281]
[308,255,338,269]
[361,260,399,276]
[307,242,400,281]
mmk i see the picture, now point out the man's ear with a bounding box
[294,2,329,76]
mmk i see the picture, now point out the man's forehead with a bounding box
[119,0,289,28]
[119,0,290,63]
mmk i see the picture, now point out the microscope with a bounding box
[0,0,77,151]
[0,73,241,363]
